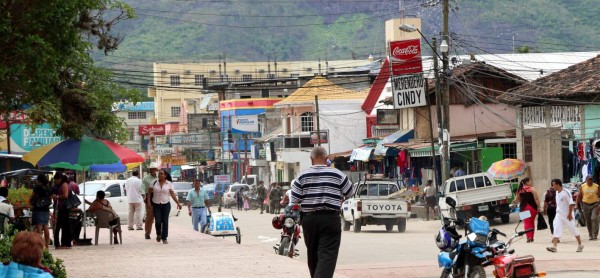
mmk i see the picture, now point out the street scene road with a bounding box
[50,204,600,277]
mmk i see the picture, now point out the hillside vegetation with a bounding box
[96,0,600,83]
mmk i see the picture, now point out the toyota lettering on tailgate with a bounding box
[366,204,403,211]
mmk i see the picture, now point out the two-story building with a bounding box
[112,101,155,152]
[271,76,368,182]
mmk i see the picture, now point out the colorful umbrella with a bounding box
[22,136,144,167]
[486,158,527,180]
[49,161,142,173]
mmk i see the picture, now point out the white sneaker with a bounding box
[577,245,584,252]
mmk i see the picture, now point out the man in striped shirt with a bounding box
[291,146,353,278]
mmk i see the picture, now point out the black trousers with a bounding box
[54,208,72,247]
[302,212,341,278]
[547,206,556,234]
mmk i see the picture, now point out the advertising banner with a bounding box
[231,115,259,134]
[310,130,329,144]
[392,74,427,109]
[9,124,62,154]
[389,39,423,76]
[138,124,166,136]
[214,174,231,183]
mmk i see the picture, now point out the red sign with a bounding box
[0,111,28,129]
[138,124,166,135]
[389,39,423,75]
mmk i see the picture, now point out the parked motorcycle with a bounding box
[436,197,490,278]
[482,209,545,278]
[272,204,301,258]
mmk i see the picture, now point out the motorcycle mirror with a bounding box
[467,232,477,241]
[445,196,457,209]
[519,210,531,221]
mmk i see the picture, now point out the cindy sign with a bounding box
[389,39,422,75]
[9,124,62,154]
[231,115,259,133]
[392,74,426,109]
[138,124,166,135]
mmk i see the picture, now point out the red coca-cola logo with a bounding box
[392,45,419,56]
[390,39,422,75]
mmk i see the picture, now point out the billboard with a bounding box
[389,39,423,76]
[310,130,329,144]
[9,124,62,154]
[138,124,166,136]
[214,174,231,183]
[231,115,259,134]
[392,74,427,109]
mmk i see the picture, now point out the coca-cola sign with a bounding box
[389,39,422,75]
[138,124,166,135]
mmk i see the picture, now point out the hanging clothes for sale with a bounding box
[578,142,585,161]
[593,140,600,162]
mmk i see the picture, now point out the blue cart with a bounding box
[202,211,241,244]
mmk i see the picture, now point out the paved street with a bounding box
[51,205,600,277]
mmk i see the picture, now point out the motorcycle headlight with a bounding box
[284,218,295,228]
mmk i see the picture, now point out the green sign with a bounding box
[9,124,62,154]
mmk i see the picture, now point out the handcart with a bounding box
[202,210,241,244]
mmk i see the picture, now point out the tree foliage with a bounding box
[0,0,139,142]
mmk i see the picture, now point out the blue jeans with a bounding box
[191,207,207,231]
[153,203,171,240]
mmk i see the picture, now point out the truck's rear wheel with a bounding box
[500,214,510,224]
[385,223,394,231]
[341,216,351,231]
[353,215,361,233]
[397,218,406,232]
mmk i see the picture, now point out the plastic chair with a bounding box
[92,210,122,245]
[0,212,12,237]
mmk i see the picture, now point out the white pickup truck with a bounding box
[438,173,513,223]
[341,179,411,233]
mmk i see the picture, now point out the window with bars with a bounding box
[501,143,517,159]
[171,107,181,117]
[128,128,135,141]
[194,75,204,86]
[127,112,146,120]
[300,112,314,132]
[170,75,181,86]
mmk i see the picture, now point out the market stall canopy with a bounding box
[350,146,374,162]
[0,169,52,178]
[373,130,414,156]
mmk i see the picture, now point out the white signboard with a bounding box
[231,115,259,133]
[392,74,426,109]
[214,175,231,183]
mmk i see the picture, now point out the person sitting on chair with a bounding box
[87,190,121,244]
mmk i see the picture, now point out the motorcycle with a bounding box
[436,197,490,278]
[272,203,301,258]
[483,210,546,278]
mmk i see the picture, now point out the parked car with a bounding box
[214,182,232,203]
[173,181,193,205]
[221,183,250,208]
[438,173,513,223]
[341,178,411,233]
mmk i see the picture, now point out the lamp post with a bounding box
[398,24,446,188]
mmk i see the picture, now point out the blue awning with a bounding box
[374,130,414,156]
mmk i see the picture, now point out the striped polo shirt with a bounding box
[291,165,354,212]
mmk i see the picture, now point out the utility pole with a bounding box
[314,95,321,146]
[432,38,443,188]
[243,134,248,181]
[441,0,451,184]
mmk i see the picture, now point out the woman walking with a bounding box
[147,169,182,244]
[30,174,52,249]
[513,177,542,242]
[51,173,72,249]
[544,182,558,235]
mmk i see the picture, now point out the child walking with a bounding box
[243,195,250,211]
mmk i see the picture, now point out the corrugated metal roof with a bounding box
[274,76,367,107]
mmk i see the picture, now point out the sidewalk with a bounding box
[50,222,316,277]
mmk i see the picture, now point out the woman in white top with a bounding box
[146,169,182,244]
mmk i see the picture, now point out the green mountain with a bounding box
[96,0,600,86]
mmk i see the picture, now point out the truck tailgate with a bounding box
[361,200,409,215]
[456,183,512,207]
